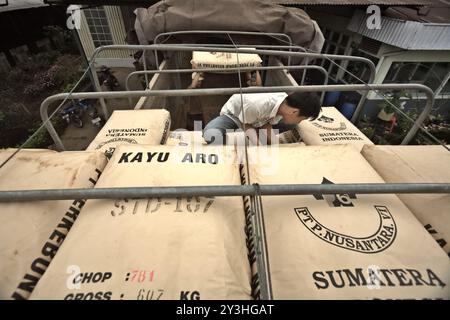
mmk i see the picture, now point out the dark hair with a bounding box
[285,92,321,120]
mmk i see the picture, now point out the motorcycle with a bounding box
[59,103,84,128]
[60,100,104,128]
[98,66,120,91]
[87,104,104,128]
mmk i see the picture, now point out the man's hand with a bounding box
[245,71,262,87]
[187,72,204,89]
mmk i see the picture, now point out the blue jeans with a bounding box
[203,115,297,145]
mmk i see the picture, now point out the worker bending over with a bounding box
[203,92,321,145]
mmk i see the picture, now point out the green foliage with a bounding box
[21,117,67,149]
[0,48,83,148]
[376,90,411,115]
[22,54,83,98]
[359,126,375,139]
[43,26,78,55]
[358,105,449,145]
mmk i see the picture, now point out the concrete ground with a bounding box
[58,67,143,151]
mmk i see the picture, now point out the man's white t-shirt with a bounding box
[220,92,288,128]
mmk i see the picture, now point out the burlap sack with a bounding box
[30,145,251,300]
[86,110,171,156]
[191,51,262,72]
[165,130,206,146]
[299,107,373,151]
[243,145,450,299]
[0,149,107,300]
[361,145,450,258]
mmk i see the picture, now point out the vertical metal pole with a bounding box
[434,69,450,98]
[401,90,435,145]
[173,52,183,90]
[251,191,273,300]
[142,49,149,89]
[173,52,184,122]
[300,57,309,85]
[351,62,376,124]
[154,47,159,70]
[90,62,109,120]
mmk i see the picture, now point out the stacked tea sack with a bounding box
[87,110,171,157]
[191,50,262,71]
[30,145,252,300]
[298,107,373,151]
[165,130,206,146]
[0,149,107,300]
[362,145,450,258]
[243,145,450,299]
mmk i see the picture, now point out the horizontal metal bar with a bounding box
[40,83,434,150]
[92,45,376,113]
[168,43,306,51]
[43,84,430,100]
[91,44,375,117]
[124,65,329,103]
[92,45,375,76]
[90,44,375,124]
[127,65,327,76]
[153,30,294,67]
[154,30,294,46]
[1,183,449,202]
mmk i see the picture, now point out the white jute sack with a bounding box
[30,145,252,300]
[361,145,450,257]
[243,145,450,299]
[191,50,262,72]
[165,130,206,146]
[298,107,373,151]
[0,149,107,300]
[86,110,171,156]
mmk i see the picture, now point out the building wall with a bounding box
[305,9,450,141]
[77,6,134,68]
[308,8,450,120]
[369,47,450,99]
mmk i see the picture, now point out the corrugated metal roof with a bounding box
[347,9,450,50]
[385,0,450,23]
[274,0,433,6]
[0,0,47,13]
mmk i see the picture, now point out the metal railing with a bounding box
[153,30,295,67]
[145,42,375,121]
[87,44,376,120]
[4,31,448,302]
[0,183,449,202]
[124,65,329,104]
[41,83,433,151]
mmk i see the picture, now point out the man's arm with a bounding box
[245,71,262,87]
